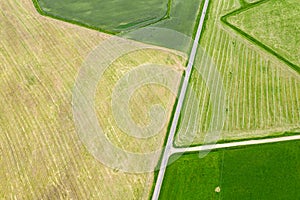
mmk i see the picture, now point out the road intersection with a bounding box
[151,0,300,199]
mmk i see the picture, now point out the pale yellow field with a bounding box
[95,49,185,154]
[0,0,184,199]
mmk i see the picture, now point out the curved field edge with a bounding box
[221,0,300,74]
[31,0,172,35]
[31,0,114,34]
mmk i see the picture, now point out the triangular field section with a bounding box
[222,0,300,74]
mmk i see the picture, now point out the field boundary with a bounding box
[31,0,114,34]
[31,0,172,35]
[173,130,300,148]
[221,0,300,74]
[152,0,300,198]
[172,134,300,154]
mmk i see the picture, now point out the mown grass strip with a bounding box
[221,0,300,74]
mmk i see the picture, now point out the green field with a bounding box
[34,0,204,53]
[159,140,300,199]
[148,0,204,52]
[5,0,300,199]
[224,0,300,73]
[33,0,170,33]
[153,0,203,37]
[175,0,300,146]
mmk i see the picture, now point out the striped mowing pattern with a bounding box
[175,0,300,146]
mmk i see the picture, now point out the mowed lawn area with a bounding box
[174,0,300,147]
[225,0,300,72]
[159,140,300,199]
[33,0,169,33]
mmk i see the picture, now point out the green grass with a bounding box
[159,152,220,199]
[153,0,204,37]
[33,0,204,53]
[153,0,204,52]
[238,0,250,7]
[159,140,300,199]
[174,0,300,146]
[123,0,204,54]
[224,0,300,73]
[33,0,170,34]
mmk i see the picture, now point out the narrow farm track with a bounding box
[172,135,300,154]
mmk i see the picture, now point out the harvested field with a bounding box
[0,0,183,198]
[95,49,185,154]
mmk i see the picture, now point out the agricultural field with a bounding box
[2,0,300,199]
[0,0,185,199]
[33,0,170,34]
[225,0,300,72]
[175,0,300,146]
[159,140,300,199]
[95,49,185,154]
[153,0,203,37]
[34,0,204,53]
[148,0,204,52]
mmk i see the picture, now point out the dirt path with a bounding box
[172,135,300,154]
